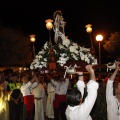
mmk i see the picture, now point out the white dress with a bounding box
[46,82,55,118]
[32,83,45,120]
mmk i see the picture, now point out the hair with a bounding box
[66,87,82,107]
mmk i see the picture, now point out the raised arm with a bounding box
[75,71,85,98]
[85,65,96,81]
[109,61,120,81]
[106,61,120,101]
[30,74,38,84]
[80,65,99,119]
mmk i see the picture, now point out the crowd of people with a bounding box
[0,62,120,120]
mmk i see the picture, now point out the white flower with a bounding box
[53,49,56,54]
[41,62,47,67]
[80,52,85,60]
[71,53,78,60]
[35,55,39,59]
[30,65,34,70]
[34,62,40,68]
[30,37,96,70]
[69,46,77,53]
[38,55,42,59]
[62,39,70,47]
[84,55,90,64]
[38,49,45,54]
[72,43,78,49]
[33,58,39,63]
[44,58,47,61]
[74,50,79,54]
[88,53,92,57]
[80,46,90,52]
[60,53,68,57]
[44,42,48,50]
[37,64,43,69]
[85,48,90,51]
[59,44,66,49]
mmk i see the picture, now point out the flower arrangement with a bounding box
[30,38,97,70]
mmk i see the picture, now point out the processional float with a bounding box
[30,10,116,77]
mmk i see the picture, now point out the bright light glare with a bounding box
[96,34,103,41]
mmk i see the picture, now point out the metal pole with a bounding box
[99,42,101,74]
[90,33,93,48]
[89,33,95,56]
[33,42,35,58]
[49,29,52,47]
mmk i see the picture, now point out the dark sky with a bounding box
[0,0,120,63]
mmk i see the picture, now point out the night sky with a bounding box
[0,0,120,64]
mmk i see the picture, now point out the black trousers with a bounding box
[54,102,67,120]
[8,100,21,120]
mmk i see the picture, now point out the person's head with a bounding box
[21,74,29,83]
[40,76,45,83]
[115,75,120,82]
[10,73,19,83]
[66,87,82,107]
[114,82,120,97]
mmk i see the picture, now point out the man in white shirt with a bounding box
[106,61,120,120]
[51,76,69,120]
[20,72,38,120]
[65,65,99,120]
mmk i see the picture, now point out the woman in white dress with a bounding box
[46,80,55,119]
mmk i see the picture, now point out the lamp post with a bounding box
[45,19,57,71]
[96,34,103,74]
[85,24,95,55]
[45,19,53,47]
[30,34,36,58]
[85,24,93,47]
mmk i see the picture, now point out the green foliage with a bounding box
[0,26,33,67]
[103,31,120,59]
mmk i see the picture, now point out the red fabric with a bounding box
[53,94,66,108]
[24,95,34,111]
[105,77,109,82]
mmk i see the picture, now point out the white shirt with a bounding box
[65,80,99,120]
[20,81,38,96]
[51,78,69,95]
[106,80,120,120]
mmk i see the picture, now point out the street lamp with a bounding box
[45,19,57,71]
[45,19,53,47]
[85,24,93,47]
[85,24,95,55]
[30,34,36,58]
[96,34,103,74]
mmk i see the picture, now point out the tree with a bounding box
[103,31,120,60]
[91,84,107,120]
[0,26,33,67]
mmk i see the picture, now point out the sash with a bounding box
[53,94,66,108]
[23,95,34,111]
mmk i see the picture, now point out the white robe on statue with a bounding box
[46,82,55,118]
[32,83,45,120]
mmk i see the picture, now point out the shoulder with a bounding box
[39,83,44,88]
